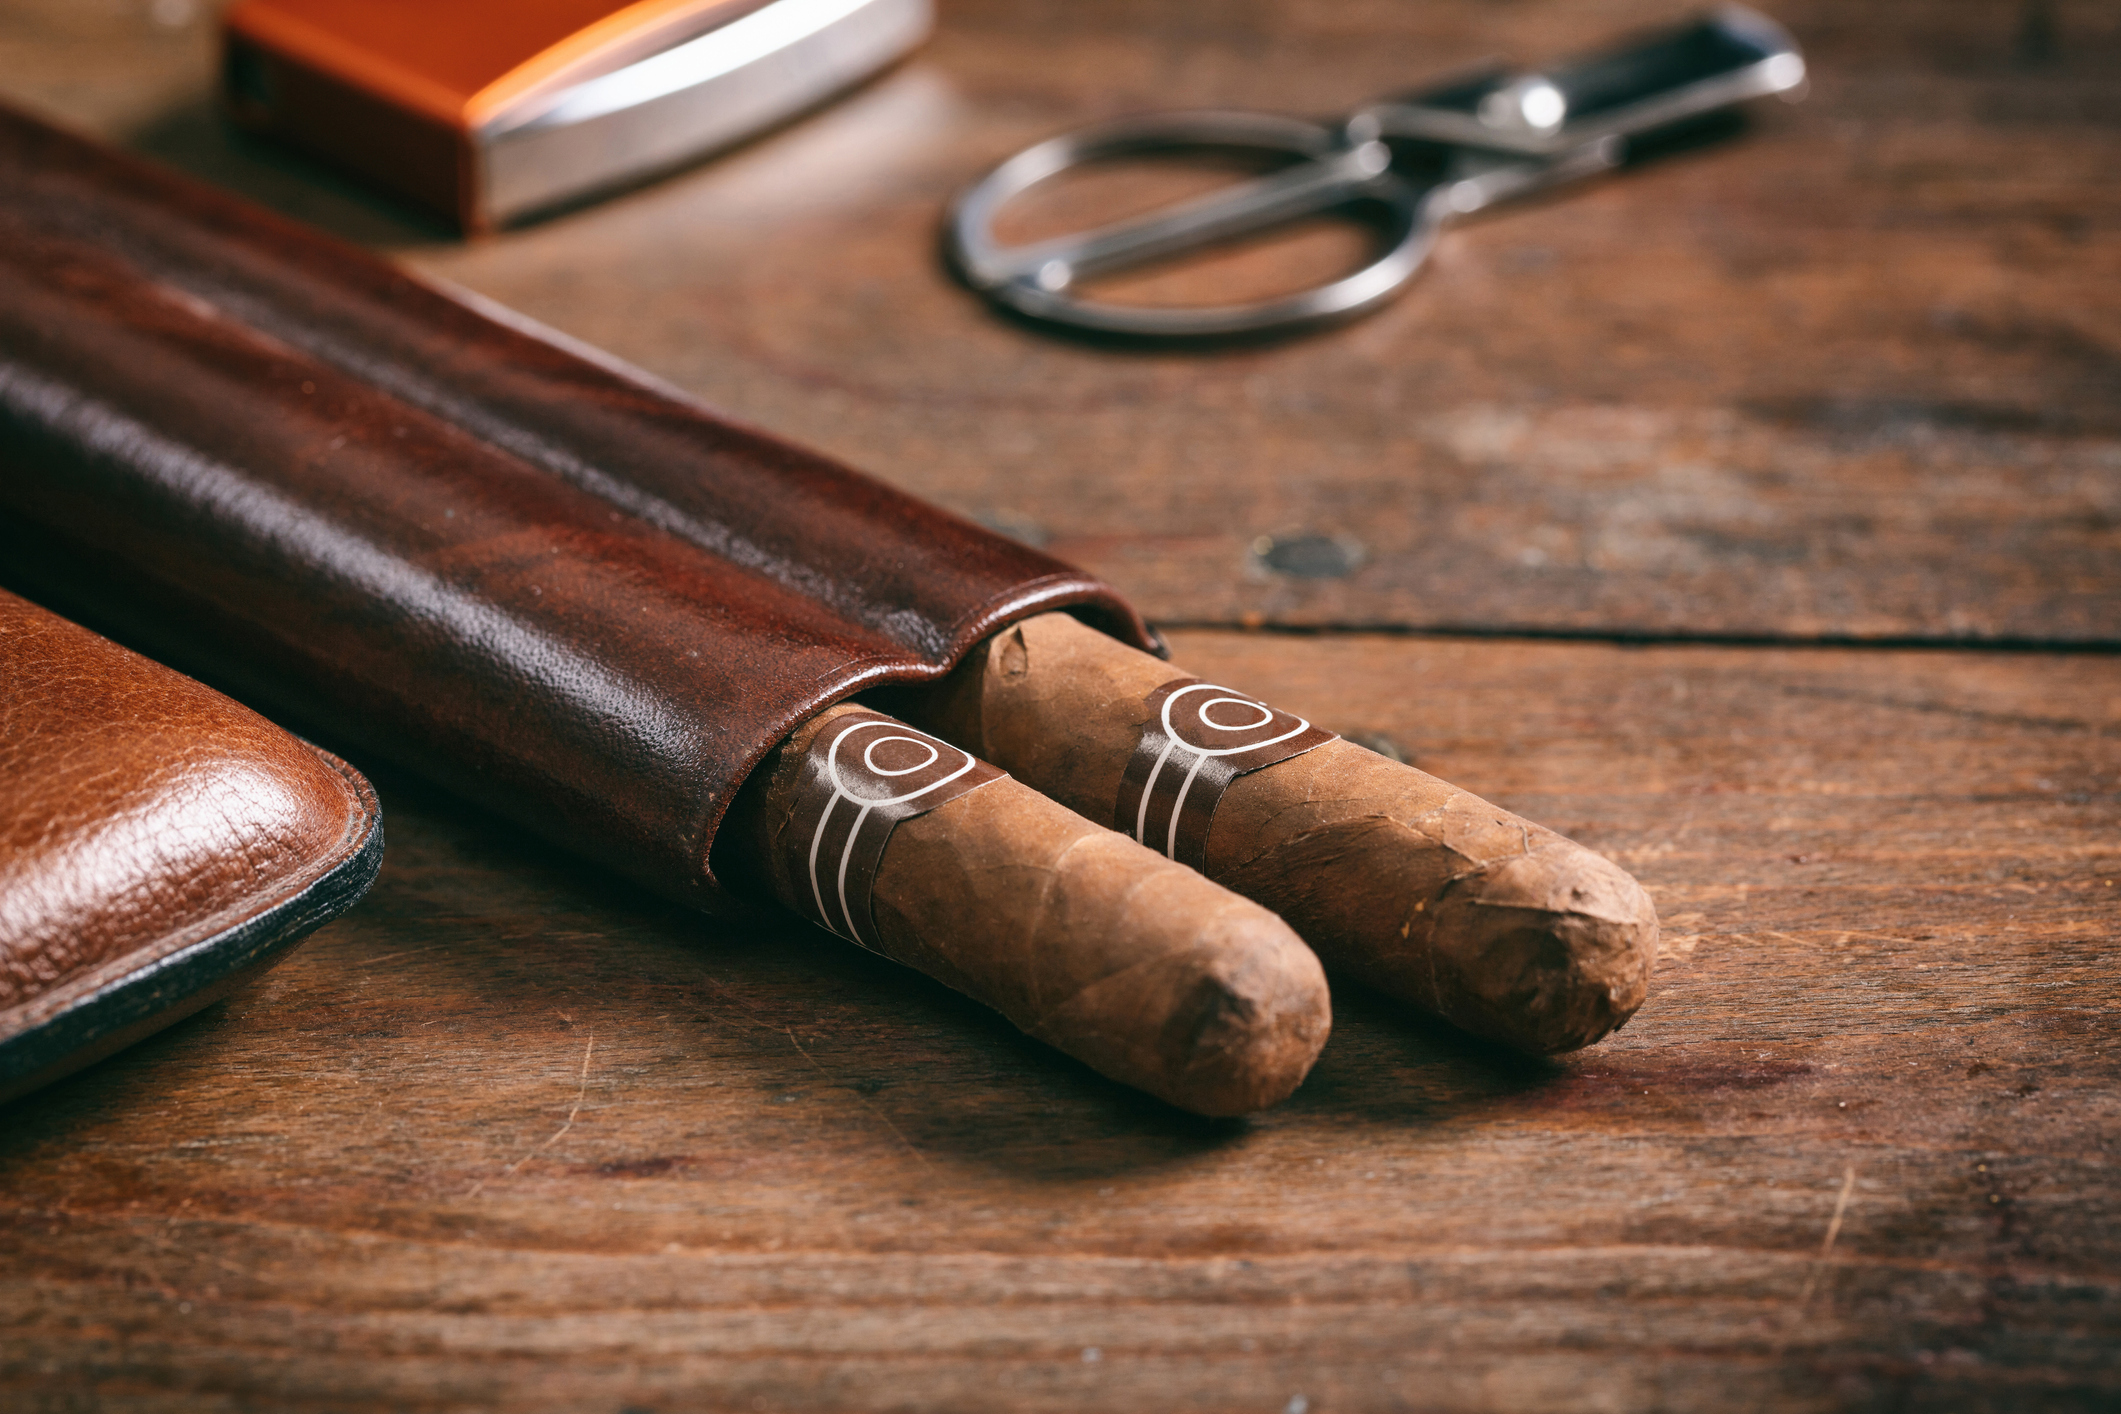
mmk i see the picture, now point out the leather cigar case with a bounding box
[0,102,1154,912]
[0,589,383,1104]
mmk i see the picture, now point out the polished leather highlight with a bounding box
[0,590,383,1102]
[0,104,1153,911]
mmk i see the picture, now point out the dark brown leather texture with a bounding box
[0,103,1155,910]
[0,589,384,1103]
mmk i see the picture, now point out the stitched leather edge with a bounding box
[0,745,385,1104]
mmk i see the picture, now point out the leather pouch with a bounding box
[0,590,384,1104]
[0,103,1154,911]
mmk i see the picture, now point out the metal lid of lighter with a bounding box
[224,0,933,231]
[947,5,1807,341]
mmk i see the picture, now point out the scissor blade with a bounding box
[970,141,1392,290]
[1363,4,1805,158]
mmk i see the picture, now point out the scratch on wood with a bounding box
[786,1026,932,1170]
[1759,1164,1860,1397]
[1793,1164,1858,1311]
[353,945,446,969]
[1779,684,2118,737]
[467,1038,595,1197]
[131,1217,269,1285]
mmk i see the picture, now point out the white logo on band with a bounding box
[808,718,979,947]
[1133,684,1313,860]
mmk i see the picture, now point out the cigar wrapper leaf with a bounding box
[724,705,1329,1116]
[900,613,1660,1054]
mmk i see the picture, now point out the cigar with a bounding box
[896,613,1658,1054]
[719,703,1331,1116]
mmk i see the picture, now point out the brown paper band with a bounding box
[779,710,1006,950]
[1114,679,1336,870]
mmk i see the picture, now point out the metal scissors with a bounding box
[946,5,1806,340]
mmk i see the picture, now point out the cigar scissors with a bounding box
[946,6,1805,339]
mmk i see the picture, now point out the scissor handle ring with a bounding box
[947,111,1440,340]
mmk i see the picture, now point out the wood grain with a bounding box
[3,632,2116,1412]
[9,0,2111,643]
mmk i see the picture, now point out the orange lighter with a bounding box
[222,0,931,232]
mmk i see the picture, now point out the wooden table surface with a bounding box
[4,2,2118,1410]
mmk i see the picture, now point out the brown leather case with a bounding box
[0,590,384,1105]
[0,103,1155,912]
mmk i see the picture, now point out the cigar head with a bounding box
[1003,875,1331,1117]
[1162,918,1334,1116]
[1208,745,1661,1054]
[873,787,1331,1117]
[1427,844,1657,1054]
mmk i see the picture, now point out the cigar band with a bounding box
[782,710,1005,951]
[1114,679,1336,869]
